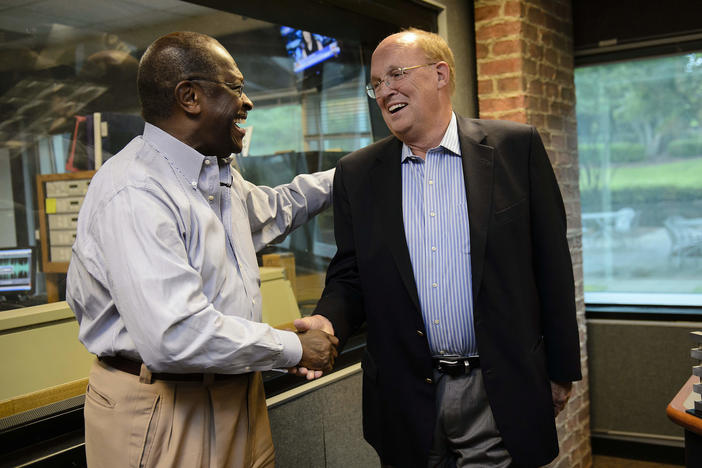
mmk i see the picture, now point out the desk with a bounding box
[667,375,702,467]
[0,267,300,418]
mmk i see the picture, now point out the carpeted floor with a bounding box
[593,455,684,467]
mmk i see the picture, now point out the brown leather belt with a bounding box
[99,355,237,382]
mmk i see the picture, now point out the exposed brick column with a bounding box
[474,1,591,467]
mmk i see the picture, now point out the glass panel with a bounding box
[575,53,702,305]
[0,0,372,311]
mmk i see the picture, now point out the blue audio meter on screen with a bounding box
[0,247,33,295]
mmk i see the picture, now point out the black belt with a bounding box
[99,356,237,382]
[433,356,480,376]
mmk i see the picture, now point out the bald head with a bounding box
[370,28,454,156]
[378,28,456,95]
[137,31,231,123]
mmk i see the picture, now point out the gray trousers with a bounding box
[427,368,513,468]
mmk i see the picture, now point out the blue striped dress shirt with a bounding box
[401,113,476,358]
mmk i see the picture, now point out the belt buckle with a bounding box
[438,358,466,376]
[439,358,475,376]
[438,358,460,367]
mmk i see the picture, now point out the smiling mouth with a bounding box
[388,103,407,114]
[232,116,247,136]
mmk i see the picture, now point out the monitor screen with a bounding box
[0,247,34,295]
[280,26,340,73]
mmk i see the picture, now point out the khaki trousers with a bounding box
[84,359,274,468]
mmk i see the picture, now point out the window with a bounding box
[0,0,375,312]
[575,52,702,306]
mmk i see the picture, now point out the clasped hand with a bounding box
[289,315,337,380]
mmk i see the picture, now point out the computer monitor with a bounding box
[0,247,34,297]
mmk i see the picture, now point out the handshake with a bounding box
[290,315,338,380]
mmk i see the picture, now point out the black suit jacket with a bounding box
[315,116,582,467]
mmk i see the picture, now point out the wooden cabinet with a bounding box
[36,171,95,302]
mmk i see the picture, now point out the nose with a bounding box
[375,80,395,100]
[241,92,254,111]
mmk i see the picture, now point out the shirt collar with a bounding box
[143,122,213,183]
[401,112,460,162]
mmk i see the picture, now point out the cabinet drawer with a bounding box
[50,229,77,246]
[45,197,83,214]
[50,246,72,263]
[48,214,80,230]
[46,179,90,197]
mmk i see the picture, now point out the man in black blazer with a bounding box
[294,28,581,467]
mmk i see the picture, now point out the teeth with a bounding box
[233,118,246,125]
[389,103,407,113]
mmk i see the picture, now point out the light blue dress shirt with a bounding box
[401,113,477,358]
[67,123,334,373]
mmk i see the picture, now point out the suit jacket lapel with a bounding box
[456,116,494,302]
[369,137,422,313]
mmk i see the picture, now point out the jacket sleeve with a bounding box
[528,126,582,382]
[312,161,366,349]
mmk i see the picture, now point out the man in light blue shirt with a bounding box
[66,31,337,467]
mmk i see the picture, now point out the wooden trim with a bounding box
[266,363,361,408]
[35,173,49,274]
[0,378,88,419]
[667,375,702,436]
[36,171,96,183]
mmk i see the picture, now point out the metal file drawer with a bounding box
[45,179,91,197]
[49,230,77,246]
[46,197,84,214]
[50,246,72,263]
[48,214,80,230]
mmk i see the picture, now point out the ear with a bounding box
[174,80,202,116]
[435,61,450,90]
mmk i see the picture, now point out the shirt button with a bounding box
[430,212,436,217]
[191,181,197,188]
[416,330,424,337]
[252,298,256,305]
[432,282,438,288]
[204,159,211,166]
[440,350,445,355]
[428,180,434,185]
[425,378,433,384]
[245,366,251,371]
[431,246,437,252]
[208,195,214,201]
[434,319,439,325]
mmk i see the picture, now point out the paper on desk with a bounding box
[684,388,701,410]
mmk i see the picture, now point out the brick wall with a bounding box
[474,1,591,467]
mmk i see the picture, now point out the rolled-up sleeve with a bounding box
[234,168,335,250]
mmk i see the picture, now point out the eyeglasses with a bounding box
[187,78,245,97]
[365,63,435,99]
